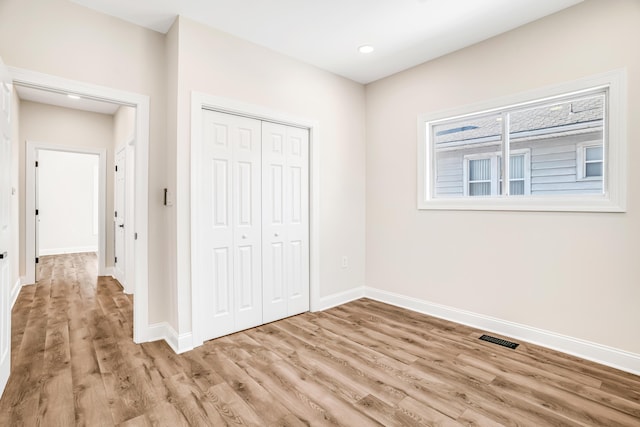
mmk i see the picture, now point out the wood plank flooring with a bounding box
[1,253,639,426]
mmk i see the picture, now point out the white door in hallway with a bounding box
[261,122,309,323]
[0,57,13,397]
[200,110,263,340]
[114,147,126,286]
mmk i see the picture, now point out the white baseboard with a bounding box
[147,322,168,343]
[21,275,34,286]
[365,287,640,376]
[39,246,98,256]
[10,278,22,309]
[147,322,194,354]
[314,286,365,311]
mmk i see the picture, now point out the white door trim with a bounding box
[11,67,151,344]
[118,138,136,296]
[113,144,126,288]
[26,143,107,280]
[190,92,321,348]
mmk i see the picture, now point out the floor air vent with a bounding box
[479,334,519,349]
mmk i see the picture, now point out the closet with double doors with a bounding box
[196,109,310,342]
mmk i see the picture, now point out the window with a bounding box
[505,154,528,195]
[417,69,627,212]
[467,157,492,196]
[585,147,603,177]
[577,142,604,180]
[463,151,531,197]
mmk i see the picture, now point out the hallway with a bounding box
[0,253,142,425]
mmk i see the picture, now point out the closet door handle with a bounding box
[0,252,7,260]
[241,234,247,239]
[274,233,279,237]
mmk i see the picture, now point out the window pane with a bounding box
[510,180,525,195]
[510,155,524,180]
[586,146,603,161]
[432,111,502,198]
[509,95,604,195]
[469,158,491,181]
[586,161,603,177]
[469,182,491,196]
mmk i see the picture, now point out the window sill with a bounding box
[418,195,625,213]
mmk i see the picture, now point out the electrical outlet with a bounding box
[341,256,348,268]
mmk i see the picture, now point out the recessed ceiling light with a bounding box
[67,94,80,100]
[358,45,374,54]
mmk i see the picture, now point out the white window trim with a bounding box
[576,141,604,181]
[417,69,627,212]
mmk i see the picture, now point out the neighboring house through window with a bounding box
[417,69,627,212]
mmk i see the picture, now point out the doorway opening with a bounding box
[34,148,103,281]
[12,67,150,344]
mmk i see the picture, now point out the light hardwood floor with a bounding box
[0,253,639,426]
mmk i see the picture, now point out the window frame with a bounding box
[417,69,627,212]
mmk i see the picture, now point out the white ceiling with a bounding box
[71,0,582,84]
[15,85,120,115]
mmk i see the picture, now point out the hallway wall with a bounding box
[37,150,100,255]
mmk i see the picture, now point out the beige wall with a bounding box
[365,0,640,354]
[0,0,168,323]
[113,106,136,149]
[171,17,367,333]
[18,101,114,268]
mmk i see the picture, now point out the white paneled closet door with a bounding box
[262,122,310,323]
[201,110,263,340]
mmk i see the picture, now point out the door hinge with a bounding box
[115,256,118,264]
[35,209,39,215]
[114,211,118,218]
[134,232,138,240]
[35,161,39,167]
[35,257,39,264]
[115,165,118,172]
